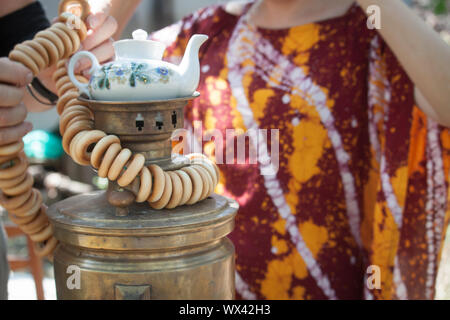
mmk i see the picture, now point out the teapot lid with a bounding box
[113,29,166,61]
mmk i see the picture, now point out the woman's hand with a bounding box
[74,6,118,76]
[0,58,33,146]
[28,5,118,112]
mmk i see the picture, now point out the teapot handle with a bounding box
[68,51,100,98]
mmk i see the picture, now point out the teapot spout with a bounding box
[178,34,208,97]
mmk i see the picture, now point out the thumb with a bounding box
[0,57,33,87]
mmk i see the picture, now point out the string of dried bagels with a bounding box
[2,2,219,257]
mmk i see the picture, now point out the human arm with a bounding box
[109,0,142,39]
[357,0,450,127]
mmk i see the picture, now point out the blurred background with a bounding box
[2,0,449,300]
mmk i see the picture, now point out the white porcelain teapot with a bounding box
[68,29,208,101]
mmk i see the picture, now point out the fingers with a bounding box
[90,38,115,64]
[76,38,114,74]
[0,103,27,127]
[0,59,32,147]
[81,15,117,51]
[0,121,32,146]
[86,4,111,30]
[0,84,26,107]
[0,57,33,87]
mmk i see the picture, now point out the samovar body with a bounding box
[48,192,237,300]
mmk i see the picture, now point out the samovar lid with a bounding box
[47,192,238,251]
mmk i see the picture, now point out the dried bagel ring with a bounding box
[56,58,67,69]
[8,211,38,226]
[20,208,48,234]
[64,105,93,117]
[0,171,27,189]
[13,43,46,71]
[0,188,32,211]
[2,173,34,196]
[166,171,183,209]
[175,169,192,206]
[24,43,46,69]
[58,81,77,96]
[58,0,91,21]
[65,98,87,110]
[65,112,91,128]
[97,143,121,178]
[62,119,93,153]
[53,64,68,82]
[55,75,72,92]
[74,130,106,164]
[36,30,65,59]
[62,105,93,119]
[189,158,217,188]
[107,148,132,181]
[68,130,84,159]
[8,197,40,225]
[22,219,47,235]
[203,158,220,185]
[181,166,203,205]
[34,236,58,258]
[19,196,48,221]
[56,79,79,97]
[90,135,120,169]
[13,189,42,217]
[0,156,27,180]
[135,166,151,203]
[0,154,17,164]
[117,153,145,187]
[69,131,90,165]
[25,40,49,67]
[24,216,49,237]
[58,83,76,98]
[53,22,80,52]
[34,37,59,66]
[149,172,172,209]
[30,224,53,242]
[50,26,73,58]
[57,12,87,41]
[192,165,211,200]
[60,110,92,135]
[186,153,208,160]
[147,164,165,203]
[187,153,220,183]
[0,141,24,157]
[9,50,40,75]
[75,75,89,84]
[57,91,79,115]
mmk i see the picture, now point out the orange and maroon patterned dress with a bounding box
[151,3,450,299]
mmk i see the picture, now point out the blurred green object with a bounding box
[431,0,448,14]
[23,130,63,160]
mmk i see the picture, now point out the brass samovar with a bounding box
[46,28,238,299]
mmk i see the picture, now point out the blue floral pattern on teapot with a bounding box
[90,63,174,90]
